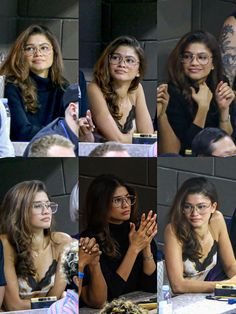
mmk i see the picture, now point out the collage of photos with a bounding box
[1,0,236,313]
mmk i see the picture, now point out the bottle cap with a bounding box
[162,285,170,291]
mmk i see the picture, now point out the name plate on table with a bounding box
[132,133,157,144]
[31,296,57,309]
[215,284,236,298]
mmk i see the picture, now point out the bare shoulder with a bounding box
[87,82,101,94]
[210,210,225,230]
[51,232,72,245]
[164,223,176,238]
[0,234,16,258]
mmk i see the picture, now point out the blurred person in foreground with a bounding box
[192,127,236,156]
[99,299,148,314]
[88,141,130,157]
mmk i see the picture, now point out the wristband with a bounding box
[78,271,84,279]
[143,254,154,261]
[220,114,230,123]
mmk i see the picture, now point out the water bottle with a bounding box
[0,98,10,136]
[159,285,172,314]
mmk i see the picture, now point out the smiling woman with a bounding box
[0,180,72,311]
[0,24,68,141]
[164,176,236,294]
[87,36,154,143]
[81,174,157,301]
[162,30,236,155]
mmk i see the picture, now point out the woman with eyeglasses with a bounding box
[0,180,73,310]
[0,24,68,141]
[81,174,157,300]
[164,177,236,293]
[162,30,236,155]
[87,36,154,143]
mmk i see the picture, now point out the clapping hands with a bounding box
[128,210,157,254]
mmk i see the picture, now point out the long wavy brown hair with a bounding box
[167,30,224,117]
[0,24,68,113]
[84,174,138,259]
[93,36,145,120]
[0,180,54,279]
[169,177,218,259]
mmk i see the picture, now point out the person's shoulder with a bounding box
[210,210,225,228]
[51,232,72,244]
[87,82,100,92]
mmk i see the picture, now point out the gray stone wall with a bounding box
[0,158,78,236]
[0,0,78,83]
[157,157,236,246]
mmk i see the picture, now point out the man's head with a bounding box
[28,134,76,157]
[192,127,236,157]
[88,141,130,157]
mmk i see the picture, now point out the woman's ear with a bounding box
[73,275,79,287]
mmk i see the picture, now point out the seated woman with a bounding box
[87,36,154,143]
[0,180,73,310]
[81,174,157,300]
[164,30,235,155]
[164,176,236,293]
[0,24,68,141]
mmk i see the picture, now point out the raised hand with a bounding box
[128,210,157,254]
[215,81,235,111]
[79,110,95,142]
[191,82,212,111]
[157,84,169,118]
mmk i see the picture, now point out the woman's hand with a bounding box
[79,237,101,268]
[157,84,169,118]
[191,82,212,111]
[128,210,157,253]
[215,81,235,111]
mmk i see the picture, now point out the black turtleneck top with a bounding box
[81,221,157,301]
[4,72,66,141]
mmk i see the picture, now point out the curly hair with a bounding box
[169,176,218,259]
[99,299,148,314]
[0,180,54,279]
[0,24,68,113]
[93,35,145,121]
[84,174,138,259]
[167,30,224,117]
[60,241,78,286]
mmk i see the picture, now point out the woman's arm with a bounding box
[134,84,154,133]
[164,224,218,293]
[47,233,73,298]
[1,237,31,310]
[87,83,134,143]
[220,15,236,88]
[212,211,236,278]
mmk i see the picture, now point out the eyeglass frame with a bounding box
[23,44,53,57]
[182,202,212,215]
[180,52,213,65]
[108,53,140,68]
[32,201,58,214]
[112,195,136,208]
